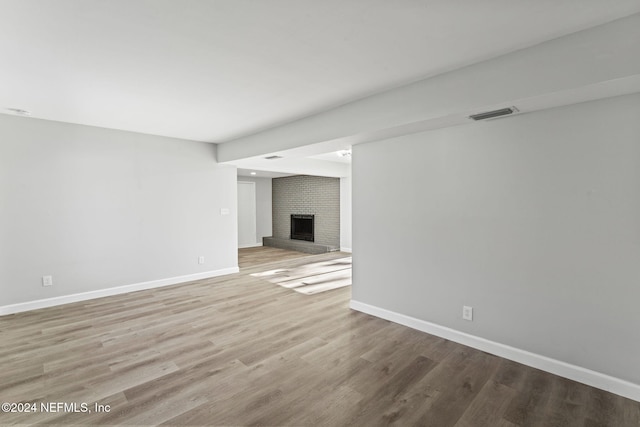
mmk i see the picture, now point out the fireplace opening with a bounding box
[291,214,314,242]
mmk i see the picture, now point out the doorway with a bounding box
[237,181,257,248]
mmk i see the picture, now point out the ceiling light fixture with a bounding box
[6,108,31,116]
[250,171,257,175]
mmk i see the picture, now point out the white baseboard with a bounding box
[238,242,263,249]
[340,247,352,253]
[350,300,640,403]
[0,267,239,316]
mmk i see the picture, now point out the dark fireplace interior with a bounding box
[291,214,314,242]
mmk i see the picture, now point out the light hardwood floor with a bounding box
[238,246,313,269]
[1,248,639,426]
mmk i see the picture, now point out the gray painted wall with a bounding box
[0,114,237,307]
[237,176,273,245]
[352,93,640,385]
[272,175,340,246]
[340,176,352,251]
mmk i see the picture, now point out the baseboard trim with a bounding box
[0,267,240,316]
[349,300,640,402]
[238,242,263,249]
[340,247,353,253]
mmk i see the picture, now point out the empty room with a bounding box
[2,1,640,426]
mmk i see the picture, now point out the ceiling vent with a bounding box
[6,108,31,116]
[264,155,283,160]
[469,107,517,121]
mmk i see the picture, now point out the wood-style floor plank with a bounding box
[1,247,639,426]
[238,246,312,269]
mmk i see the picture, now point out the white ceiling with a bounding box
[2,0,640,145]
[237,168,292,179]
[309,151,351,164]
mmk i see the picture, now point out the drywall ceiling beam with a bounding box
[218,13,640,163]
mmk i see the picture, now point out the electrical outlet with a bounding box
[463,305,473,321]
[198,256,205,264]
[42,275,53,287]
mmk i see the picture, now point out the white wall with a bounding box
[0,114,238,311]
[237,176,272,245]
[340,176,352,252]
[352,94,640,388]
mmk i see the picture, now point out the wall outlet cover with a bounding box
[42,275,53,287]
[463,305,473,321]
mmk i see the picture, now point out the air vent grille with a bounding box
[469,107,515,121]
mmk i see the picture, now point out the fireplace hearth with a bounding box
[291,214,314,242]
